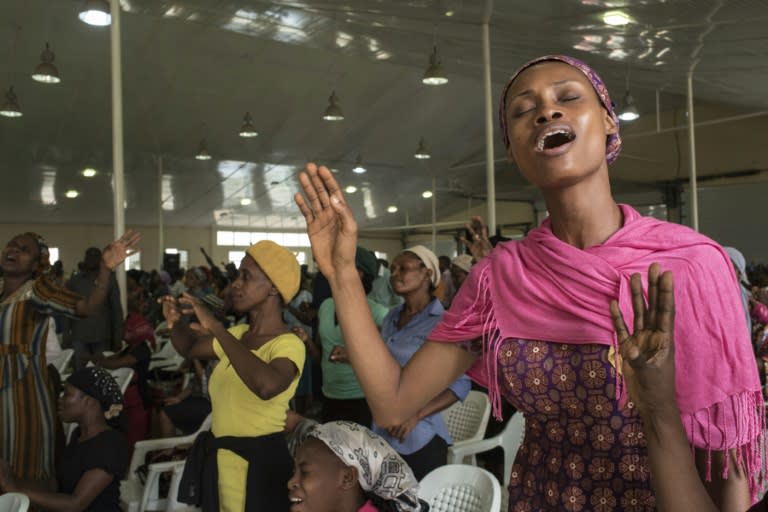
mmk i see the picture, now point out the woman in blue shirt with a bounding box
[372,245,470,480]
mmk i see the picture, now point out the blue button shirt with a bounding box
[372,299,471,455]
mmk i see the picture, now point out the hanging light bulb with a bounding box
[239,112,258,137]
[422,46,448,85]
[79,0,111,26]
[618,92,640,121]
[322,91,344,121]
[31,43,61,84]
[352,155,366,174]
[195,138,212,160]
[414,137,431,159]
[0,87,23,118]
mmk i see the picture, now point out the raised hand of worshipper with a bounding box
[157,295,182,328]
[101,229,142,270]
[460,215,493,261]
[295,163,358,284]
[609,263,676,417]
[178,292,219,332]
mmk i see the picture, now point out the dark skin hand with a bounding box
[460,216,493,262]
[610,264,745,512]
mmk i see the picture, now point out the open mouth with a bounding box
[536,128,576,152]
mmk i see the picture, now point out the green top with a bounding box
[318,297,390,399]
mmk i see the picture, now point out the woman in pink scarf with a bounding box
[295,55,764,511]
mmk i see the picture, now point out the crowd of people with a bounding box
[1,54,768,512]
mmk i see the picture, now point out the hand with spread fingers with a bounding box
[178,293,218,332]
[102,229,142,270]
[460,216,493,262]
[294,163,358,283]
[610,263,677,417]
[158,295,182,329]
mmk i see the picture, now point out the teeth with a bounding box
[290,498,303,503]
[536,129,573,151]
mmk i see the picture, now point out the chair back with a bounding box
[0,492,30,512]
[418,464,501,512]
[109,367,135,395]
[441,390,491,444]
[51,348,74,375]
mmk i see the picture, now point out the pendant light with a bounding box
[322,91,344,121]
[352,155,366,174]
[0,87,23,117]
[195,138,211,160]
[31,43,61,84]
[422,46,448,85]
[618,69,640,122]
[239,112,258,137]
[414,137,431,159]
[618,92,640,122]
[79,0,111,26]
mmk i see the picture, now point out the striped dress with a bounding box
[0,276,80,480]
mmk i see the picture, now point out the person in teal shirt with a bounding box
[318,247,389,426]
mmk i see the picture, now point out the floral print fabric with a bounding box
[498,339,654,512]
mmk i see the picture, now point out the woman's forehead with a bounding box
[507,61,588,95]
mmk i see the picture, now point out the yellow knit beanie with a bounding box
[245,240,300,303]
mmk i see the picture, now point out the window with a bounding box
[125,252,142,270]
[228,251,246,265]
[216,230,311,248]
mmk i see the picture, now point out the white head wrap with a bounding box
[307,421,423,512]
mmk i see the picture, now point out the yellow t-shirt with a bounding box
[209,325,305,512]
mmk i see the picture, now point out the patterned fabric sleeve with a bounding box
[28,275,81,317]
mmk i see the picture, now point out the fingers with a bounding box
[630,273,645,333]
[645,263,660,329]
[294,192,314,225]
[298,166,324,214]
[609,300,630,342]
[656,271,675,335]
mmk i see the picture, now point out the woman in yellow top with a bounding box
[160,240,305,512]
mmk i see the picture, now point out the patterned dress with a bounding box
[0,276,80,480]
[497,339,653,512]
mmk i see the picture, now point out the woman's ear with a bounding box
[604,109,618,135]
[341,466,358,491]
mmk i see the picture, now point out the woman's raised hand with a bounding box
[102,229,142,270]
[610,263,677,416]
[460,216,493,261]
[294,163,357,282]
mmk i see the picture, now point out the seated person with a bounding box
[288,420,428,512]
[156,358,214,437]
[0,367,129,511]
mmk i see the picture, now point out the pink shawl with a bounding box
[431,205,764,484]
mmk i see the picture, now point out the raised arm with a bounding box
[75,230,141,317]
[178,294,299,400]
[610,265,720,512]
[159,295,216,360]
[295,163,477,427]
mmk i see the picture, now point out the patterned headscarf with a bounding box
[22,231,51,274]
[307,421,423,512]
[498,55,622,164]
[66,367,124,421]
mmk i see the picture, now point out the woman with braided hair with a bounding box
[0,230,140,485]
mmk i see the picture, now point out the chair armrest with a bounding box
[128,436,194,476]
[447,434,503,461]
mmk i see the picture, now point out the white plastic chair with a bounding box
[441,390,491,465]
[50,348,74,375]
[152,341,179,362]
[418,464,501,512]
[0,492,30,512]
[109,367,134,395]
[165,460,201,511]
[447,411,525,486]
[120,414,212,512]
